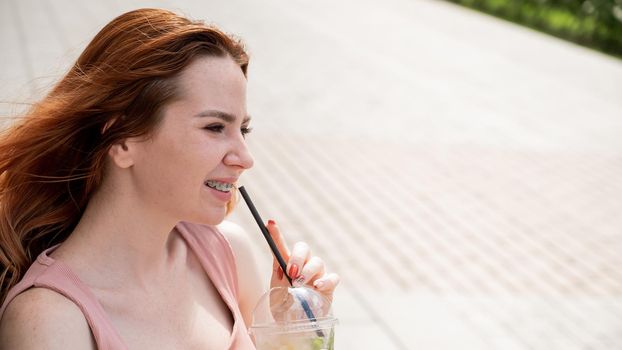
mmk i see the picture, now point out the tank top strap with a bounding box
[175,221,256,349]
[175,222,240,302]
[0,246,127,350]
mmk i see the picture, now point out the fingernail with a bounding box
[268,219,275,226]
[277,268,284,280]
[314,280,325,290]
[289,264,299,279]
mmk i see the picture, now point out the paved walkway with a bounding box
[2,0,622,349]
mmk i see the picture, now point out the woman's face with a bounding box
[129,55,254,225]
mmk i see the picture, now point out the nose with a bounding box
[223,136,254,170]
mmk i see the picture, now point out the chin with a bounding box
[188,208,227,226]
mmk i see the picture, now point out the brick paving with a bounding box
[2,0,622,349]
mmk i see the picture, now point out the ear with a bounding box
[108,140,135,169]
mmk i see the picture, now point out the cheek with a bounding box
[133,139,190,198]
[135,129,229,201]
[139,155,184,201]
[151,136,226,191]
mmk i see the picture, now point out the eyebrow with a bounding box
[194,110,251,123]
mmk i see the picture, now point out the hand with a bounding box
[266,220,340,303]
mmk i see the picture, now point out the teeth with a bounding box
[205,180,234,192]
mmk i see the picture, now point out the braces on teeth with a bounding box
[205,180,234,192]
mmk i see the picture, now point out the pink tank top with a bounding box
[0,222,256,350]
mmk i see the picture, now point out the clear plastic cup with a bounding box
[249,286,338,350]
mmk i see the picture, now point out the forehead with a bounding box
[172,55,247,116]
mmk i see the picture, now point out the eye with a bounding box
[203,123,253,138]
[203,124,225,133]
[241,126,253,138]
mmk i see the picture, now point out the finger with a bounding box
[269,287,293,322]
[294,256,325,287]
[271,258,285,281]
[266,220,290,270]
[270,263,290,288]
[287,241,310,280]
[312,272,341,294]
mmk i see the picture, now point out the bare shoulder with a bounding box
[217,220,265,326]
[216,220,264,272]
[217,220,253,255]
[0,288,96,349]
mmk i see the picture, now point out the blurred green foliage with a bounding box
[446,0,622,58]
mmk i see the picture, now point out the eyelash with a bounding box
[204,124,253,137]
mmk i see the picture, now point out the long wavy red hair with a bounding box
[0,8,248,303]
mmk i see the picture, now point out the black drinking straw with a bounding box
[238,186,292,285]
[238,186,324,337]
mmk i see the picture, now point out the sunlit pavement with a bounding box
[2,0,622,348]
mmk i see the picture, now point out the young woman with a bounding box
[0,8,339,349]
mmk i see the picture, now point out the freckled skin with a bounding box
[129,56,254,226]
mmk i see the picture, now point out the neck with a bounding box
[56,182,182,289]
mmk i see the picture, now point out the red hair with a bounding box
[0,8,249,303]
